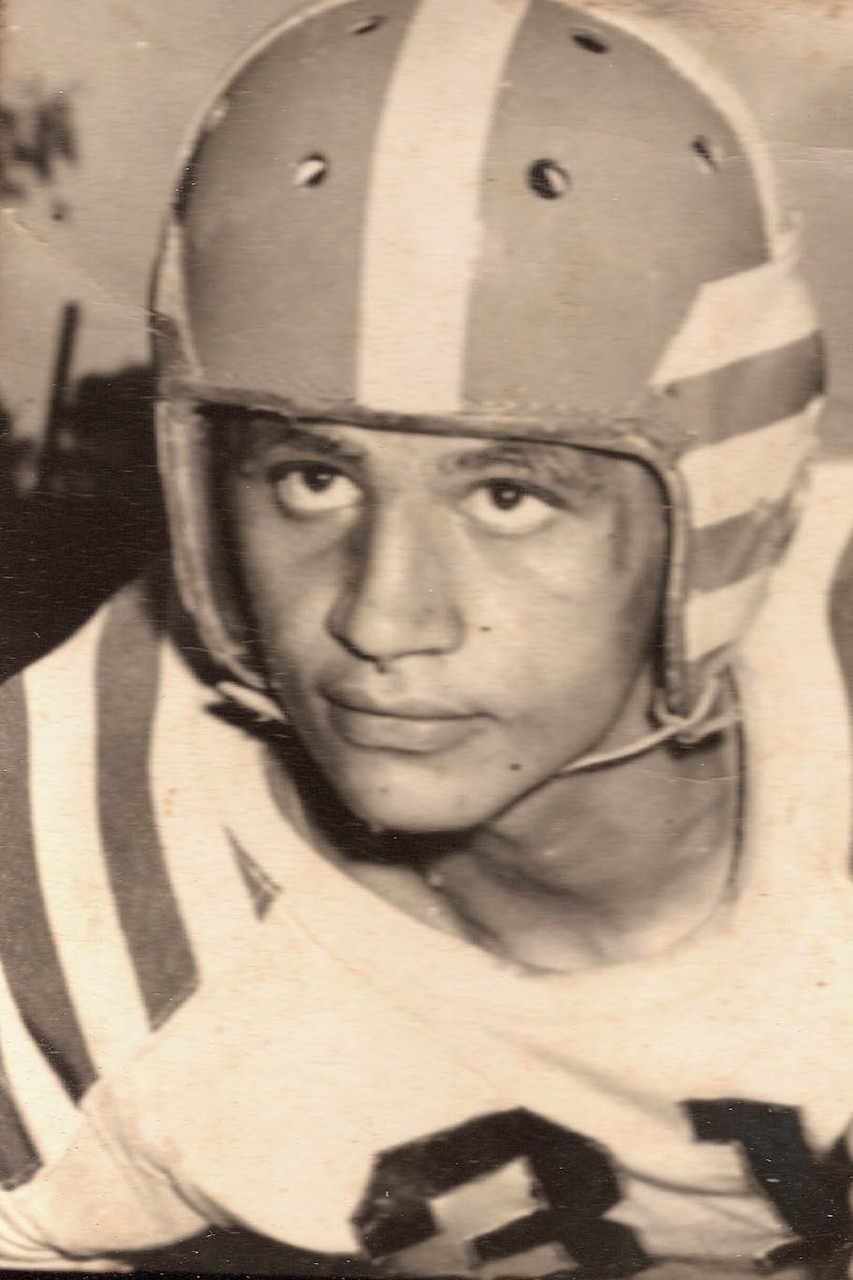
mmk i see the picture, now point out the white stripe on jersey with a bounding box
[149,640,258,983]
[207,702,285,881]
[359,0,529,413]
[23,610,149,1075]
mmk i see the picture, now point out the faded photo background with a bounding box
[2,0,853,675]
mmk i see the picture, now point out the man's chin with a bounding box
[284,720,543,835]
[326,757,524,836]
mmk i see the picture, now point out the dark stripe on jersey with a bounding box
[0,675,95,1102]
[0,1057,41,1191]
[689,495,798,595]
[671,335,823,450]
[96,579,198,1029]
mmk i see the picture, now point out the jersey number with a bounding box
[353,1101,853,1277]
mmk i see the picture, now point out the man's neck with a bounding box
[421,731,740,972]
[270,725,741,976]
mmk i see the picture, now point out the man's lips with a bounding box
[321,686,484,753]
[322,684,475,719]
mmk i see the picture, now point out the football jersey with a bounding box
[0,459,851,1276]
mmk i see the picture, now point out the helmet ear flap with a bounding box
[156,393,267,691]
[648,236,825,730]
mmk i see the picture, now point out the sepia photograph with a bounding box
[3,0,853,1275]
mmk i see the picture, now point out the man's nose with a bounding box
[327,503,464,665]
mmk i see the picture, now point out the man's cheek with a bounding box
[258,604,328,676]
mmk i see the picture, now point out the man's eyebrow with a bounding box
[442,440,608,489]
[275,420,366,461]
[206,408,366,462]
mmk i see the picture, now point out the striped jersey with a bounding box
[0,564,278,1268]
[0,456,850,1275]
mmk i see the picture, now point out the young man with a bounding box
[0,0,851,1274]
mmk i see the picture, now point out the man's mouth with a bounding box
[321,686,483,753]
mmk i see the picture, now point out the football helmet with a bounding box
[152,0,824,752]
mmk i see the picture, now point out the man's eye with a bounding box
[465,481,557,534]
[272,466,362,516]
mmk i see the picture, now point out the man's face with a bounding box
[222,417,667,832]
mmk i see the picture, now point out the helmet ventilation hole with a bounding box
[572,31,609,54]
[350,14,385,35]
[294,154,330,188]
[528,159,570,200]
[692,136,720,173]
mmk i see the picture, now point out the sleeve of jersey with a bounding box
[0,1102,210,1268]
[0,666,210,1266]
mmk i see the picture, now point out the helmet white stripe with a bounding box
[651,235,818,388]
[681,399,822,529]
[684,570,769,662]
[150,640,261,984]
[358,0,529,413]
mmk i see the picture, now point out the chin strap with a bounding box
[555,669,739,777]
[214,666,739,775]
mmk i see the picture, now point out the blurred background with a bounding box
[2,0,853,675]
